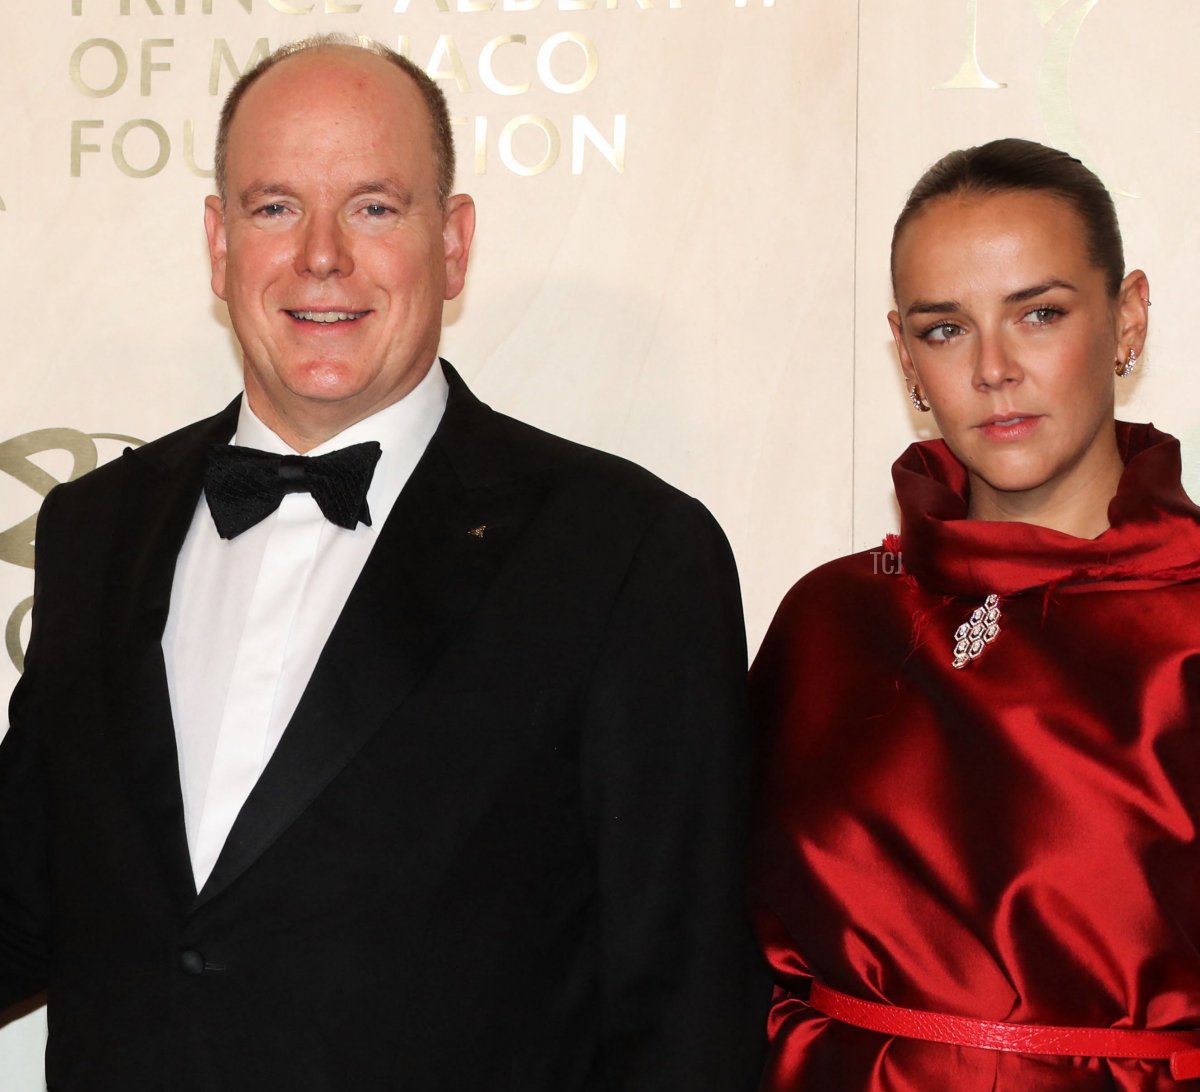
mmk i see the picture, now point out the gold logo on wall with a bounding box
[1,428,143,672]
[936,0,1132,194]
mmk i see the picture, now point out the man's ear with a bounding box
[204,195,229,302]
[442,193,476,302]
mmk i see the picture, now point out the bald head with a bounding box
[214,35,456,207]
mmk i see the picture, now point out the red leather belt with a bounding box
[807,980,1200,1081]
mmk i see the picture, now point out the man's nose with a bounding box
[296,212,353,279]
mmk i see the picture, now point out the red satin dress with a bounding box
[751,423,1200,1090]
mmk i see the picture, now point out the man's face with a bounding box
[204,48,474,451]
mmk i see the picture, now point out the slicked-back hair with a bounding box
[213,34,456,208]
[890,138,1125,298]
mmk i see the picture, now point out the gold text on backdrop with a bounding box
[0,430,143,673]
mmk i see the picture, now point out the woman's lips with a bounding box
[977,414,1042,441]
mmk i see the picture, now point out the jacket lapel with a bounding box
[196,366,547,907]
[104,399,240,906]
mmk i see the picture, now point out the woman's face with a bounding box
[889,189,1147,530]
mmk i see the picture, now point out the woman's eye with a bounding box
[1024,306,1063,325]
[920,322,962,343]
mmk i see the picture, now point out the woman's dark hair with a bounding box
[890,138,1125,297]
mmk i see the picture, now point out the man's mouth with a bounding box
[286,310,368,324]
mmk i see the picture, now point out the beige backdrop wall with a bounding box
[1,1,1197,1084]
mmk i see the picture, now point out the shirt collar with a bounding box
[232,358,450,530]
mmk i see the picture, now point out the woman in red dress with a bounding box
[751,138,1200,1090]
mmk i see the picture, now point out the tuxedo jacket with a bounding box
[0,363,768,1091]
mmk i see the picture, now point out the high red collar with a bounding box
[893,422,1200,597]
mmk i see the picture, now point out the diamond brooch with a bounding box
[951,594,1001,669]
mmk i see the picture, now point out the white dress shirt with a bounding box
[161,362,448,890]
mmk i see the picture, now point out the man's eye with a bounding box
[364,203,392,217]
[256,203,288,217]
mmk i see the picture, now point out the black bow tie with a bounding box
[204,441,383,540]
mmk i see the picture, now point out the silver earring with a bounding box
[909,384,931,412]
[1117,348,1136,378]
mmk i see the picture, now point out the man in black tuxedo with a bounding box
[0,35,767,1090]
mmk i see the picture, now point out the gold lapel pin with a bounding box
[467,524,487,539]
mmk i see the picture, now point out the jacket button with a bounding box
[179,950,206,975]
